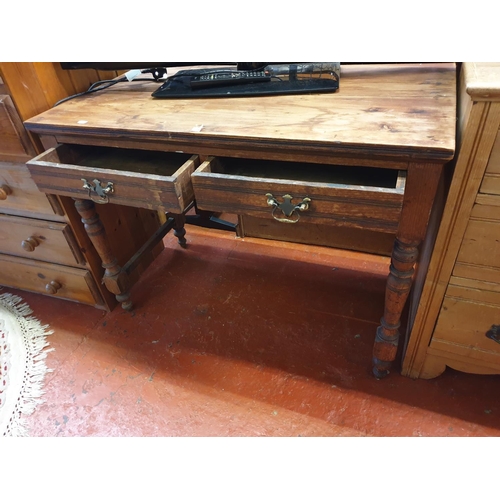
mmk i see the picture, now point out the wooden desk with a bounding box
[24,64,457,377]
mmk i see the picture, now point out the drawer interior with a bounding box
[211,157,404,191]
[52,144,193,176]
[28,144,200,212]
[194,156,405,233]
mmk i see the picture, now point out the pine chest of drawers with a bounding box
[0,64,164,310]
[403,63,500,378]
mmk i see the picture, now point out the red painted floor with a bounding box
[4,224,500,437]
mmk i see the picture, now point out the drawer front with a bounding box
[456,218,500,270]
[480,129,500,195]
[192,157,405,233]
[0,161,65,219]
[0,214,84,266]
[0,94,36,162]
[453,262,500,285]
[239,214,395,256]
[470,198,500,222]
[0,253,104,306]
[432,287,500,359]
[27,144,199,213]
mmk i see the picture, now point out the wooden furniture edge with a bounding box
[463,62,500,101]
[419,347,500,379]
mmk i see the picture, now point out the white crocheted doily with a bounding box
[0,293,53,437]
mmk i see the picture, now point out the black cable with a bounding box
[52,70,159,107]
[53,78,126,106]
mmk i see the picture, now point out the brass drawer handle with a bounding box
[486,325,500,344]
[45,280,62,295]
[265,193,311,223]
[0,184,12,200]
[81,178,114,204]
[21,237,40,252]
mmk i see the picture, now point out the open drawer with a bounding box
[192,157,406,233]
[27,144,200,213]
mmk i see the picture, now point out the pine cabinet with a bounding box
[403,63,500,378]
[0,63,163,310]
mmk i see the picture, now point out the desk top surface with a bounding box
[25,63,457,162]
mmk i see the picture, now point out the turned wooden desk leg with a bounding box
[74,198,133,311]
[172,213,187,248]
[372,162,443,378]
[373,239,418,377]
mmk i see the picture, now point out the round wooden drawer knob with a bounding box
[0,185,12,200]
[45,281,62,295]
[21,237,40,252]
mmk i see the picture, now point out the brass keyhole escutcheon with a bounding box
[265,193,311,223]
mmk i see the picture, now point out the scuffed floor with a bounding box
[5,224,500,437]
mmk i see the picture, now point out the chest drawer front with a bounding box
[480,177,500,196]
[480,130,500,195]
[27,144,199,213]
[0,254,103,306]
[0,94,36,162]
[432,288,500,358]
[0,214,84,266]
[0,161,64,219]
[453,262,500,285]
[192,157,405,233]
[470,199,500,222]
[456,218,500,270]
